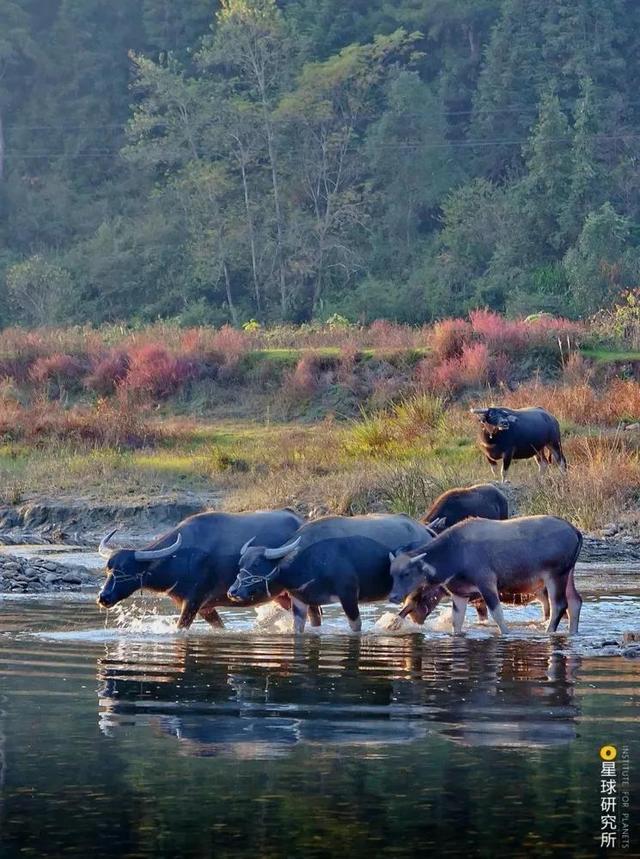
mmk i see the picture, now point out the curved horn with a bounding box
[240,537,255,556]
[425,526,437,538]
[389,551,396,563]
[134,533,182,562]
[411,552,427,563]
[470,408,489,414]
[264,536,301,560]
[98,528,118,559]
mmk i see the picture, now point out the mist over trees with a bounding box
[2,0,640,326]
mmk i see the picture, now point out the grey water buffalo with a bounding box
[97,509,303,629]
[470,406,567,481]
[422,483,508,533]
[227,513,434,632]
[388,516,583,635]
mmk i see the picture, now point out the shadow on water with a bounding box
[97,633,582,755]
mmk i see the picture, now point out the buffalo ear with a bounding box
[417,560,437,579]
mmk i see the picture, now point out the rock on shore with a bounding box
[0,553,97,593]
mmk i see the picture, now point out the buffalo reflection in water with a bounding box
[96,634,581,756]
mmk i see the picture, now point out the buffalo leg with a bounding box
[198,605,224,629]
[308,605,322,627]
[477,585,509,634]
[500,452,513,483]
[450,594,468,634]
[473,599,489,622]
[545,574,569,633]
[291,597,307,633]
[177,599,200,630]
[534,451,548,473]
[339,591,362,632]
[539,588,551,622]
[549,441,568,470]
[274,594,292,611]
[486,456,499,479]
[565,569,582,634]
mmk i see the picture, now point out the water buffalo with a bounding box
[388,515,583,635]
[97,509,304,629]
[397,582,549,625]
[422,483,508,533]
[227,513,433,633]
[470,406,567,481]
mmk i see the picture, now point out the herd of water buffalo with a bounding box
[97,405,583,635]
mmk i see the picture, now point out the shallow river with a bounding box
[0,566,639,858]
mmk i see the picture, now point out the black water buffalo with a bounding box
[470,406,567,481]
[96,509,303,629]
[422,483,508,533]
[388,515,583,635]
[227,513,433,632]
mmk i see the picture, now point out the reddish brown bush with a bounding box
[85,350,130,394]
[122,345,197,400]
[29,353,88,390]
[429,318,471,362]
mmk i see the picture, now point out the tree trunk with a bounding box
[223,261,239,326]
[262,109,287,316]
[237,146,261,312]
[0,109,5,181]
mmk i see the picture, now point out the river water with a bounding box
[0,567,639,858]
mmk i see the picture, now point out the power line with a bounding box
[7,96,640,132]
[4,130,640,160]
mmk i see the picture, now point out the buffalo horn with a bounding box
[98,528,118,559]
[389,551,396,563]
[412,553,427,563]
[469,408,488,415]
[134,533,182,562]
[264,536,301,560]
[240,537,255,556]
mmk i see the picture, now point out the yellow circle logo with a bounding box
[600,745,617,761]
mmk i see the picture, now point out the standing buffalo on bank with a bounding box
[422,483,509,533]
[470,406,567,481]
[388,515,583,635]
[96,509,303,628]
[227,513,434,632]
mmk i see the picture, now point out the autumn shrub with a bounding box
[0,398,157,449]
[85,350,130,394]
[29,353,88,393]
[122,345,197,400]
[429,318,471,361]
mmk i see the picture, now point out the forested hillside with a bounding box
[2,0,640,326]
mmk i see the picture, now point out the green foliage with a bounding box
[2,0,640,326]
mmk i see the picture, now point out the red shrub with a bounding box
[416,356,463,395]
[469,310,529,354]
[85,350,130,395]
[29,353,87,389]
[210,325,250,364]
[429,319,471,361]
[122,345,196,400]
[459,342,491,386]
[367,320,410,349]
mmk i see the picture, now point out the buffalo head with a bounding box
[470,407,517,432]
[97,529,182,608]
[227,536,301,603]
[387,547,436,604]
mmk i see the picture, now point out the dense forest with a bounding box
[2,0,640,326]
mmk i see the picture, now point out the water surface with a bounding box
[1,575,639,858]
